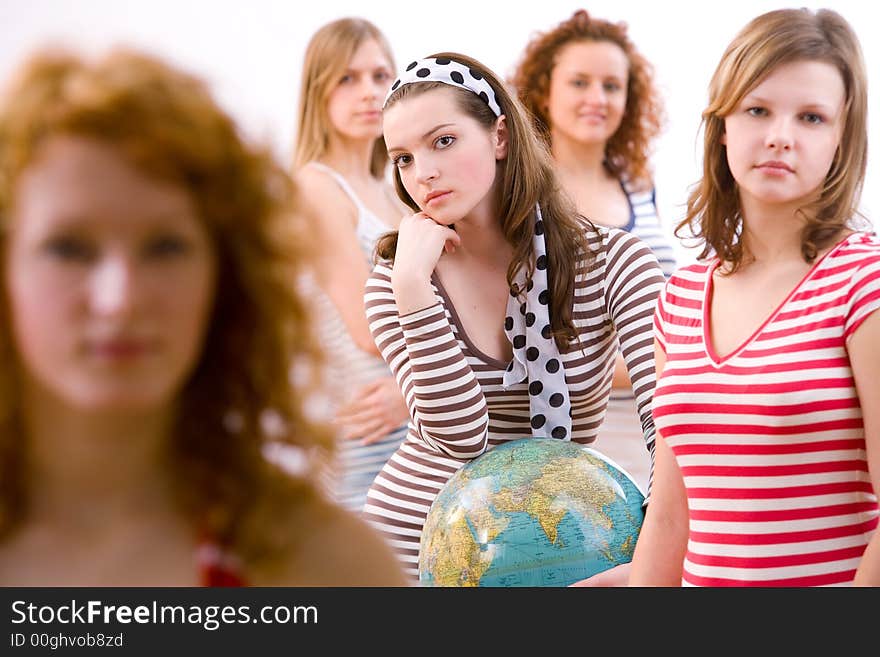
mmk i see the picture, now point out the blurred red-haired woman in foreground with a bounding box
[0,47,407,586]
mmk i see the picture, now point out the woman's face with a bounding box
[383,86,507,225]
[5,135,217,412]
[723,59,845,217]
[546,39,629,148]
[325,38,394,143]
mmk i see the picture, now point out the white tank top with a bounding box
[303,162,397,412]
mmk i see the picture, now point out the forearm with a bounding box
[365,266,488,458]
[396,304,489,457]
[617,325,659,503]
[629,509,687,586]
[606,234,665,499]
[853,524,880,585]
[391,270,439,316]
[605,233,664,416]
[628,418,686,586]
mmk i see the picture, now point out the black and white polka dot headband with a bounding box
[385,57,502,117]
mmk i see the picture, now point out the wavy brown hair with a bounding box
[375,52,594,350]
[510,9,664,186]
[679,8,868,270]
[292,17,395,179]
[0,48,333,567]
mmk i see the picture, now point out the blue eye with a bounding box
[802,112,824,125]
[746,107,768,117]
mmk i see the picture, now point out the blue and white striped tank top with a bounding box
[306,162,408,513]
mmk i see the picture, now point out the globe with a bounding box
[419,438,645,587]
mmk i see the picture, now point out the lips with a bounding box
[756,160,794,173]
[424,190,451,206]
[87,337,155,361]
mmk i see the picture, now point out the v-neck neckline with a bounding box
[430,272,511,370]
[702,233,853,366]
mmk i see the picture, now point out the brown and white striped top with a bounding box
[362,226,665,577]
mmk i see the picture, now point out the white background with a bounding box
[2,0,877,262]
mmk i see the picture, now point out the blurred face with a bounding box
[325,38,394,142]
[5,136,217,412]
[546,40,629,148]
[723,60,845,216]
[383,87,507,225]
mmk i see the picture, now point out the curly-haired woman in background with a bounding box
[512,10,677,505]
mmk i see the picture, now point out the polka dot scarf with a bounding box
[503,204,572,440]
[386,56,571,440]
[385,57,502,117]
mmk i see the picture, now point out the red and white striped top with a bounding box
[652,232,880,586]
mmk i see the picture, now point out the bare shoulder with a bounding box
[249,490,409,587]
[296,498,410,586]
[292,166,356,227]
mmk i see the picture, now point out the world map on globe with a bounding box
[419,438,645,586]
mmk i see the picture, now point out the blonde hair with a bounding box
[376,52,595,349]
[0,47,333,567]
[293,17,395,178]
[679,8,868,269]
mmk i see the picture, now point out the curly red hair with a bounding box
[511,9,664,185]
[0,48,333,567]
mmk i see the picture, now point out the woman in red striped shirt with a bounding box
[629,8,880,586]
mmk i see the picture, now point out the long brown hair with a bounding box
[679,8,868,270]
[375,52,594,349]
[292,17,395,178]
[0,48,333,566]
[510,9,664,186]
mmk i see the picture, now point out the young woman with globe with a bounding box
[363,52,665,584]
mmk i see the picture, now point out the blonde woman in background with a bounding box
[292,17,410,513]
